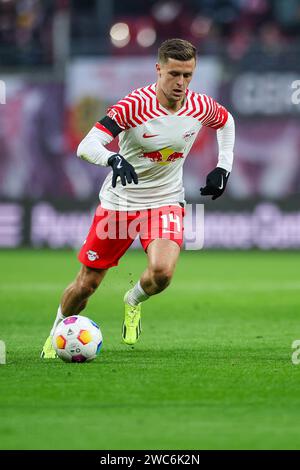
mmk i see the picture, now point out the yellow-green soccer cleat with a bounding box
[40,335,57,359]
[122,292,142,345]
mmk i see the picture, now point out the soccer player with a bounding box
[41,38,235,358]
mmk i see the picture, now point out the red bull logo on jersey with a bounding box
[143,147,184,165]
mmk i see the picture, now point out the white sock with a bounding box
[50,305,65,336]
[125,281,149,307]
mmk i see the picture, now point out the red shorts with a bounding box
[78,204,185,269]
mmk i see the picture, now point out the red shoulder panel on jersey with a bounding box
[189,93,228,129]
[106,84,169,130]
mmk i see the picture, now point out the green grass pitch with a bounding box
[0,248,300,450]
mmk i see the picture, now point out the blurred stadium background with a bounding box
[1,0,300,250]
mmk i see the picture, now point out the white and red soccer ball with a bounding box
[52,315,103,363]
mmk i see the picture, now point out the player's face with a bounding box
[156,58,196,102]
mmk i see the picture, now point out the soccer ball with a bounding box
[52,315,103,363]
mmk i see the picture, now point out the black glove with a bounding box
[108,154,138,188]
[200,167,230,200]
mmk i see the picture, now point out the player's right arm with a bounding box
[77,115,138,187]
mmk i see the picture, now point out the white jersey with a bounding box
[98,83,229,211]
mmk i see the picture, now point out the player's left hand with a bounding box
[200,167,230,200]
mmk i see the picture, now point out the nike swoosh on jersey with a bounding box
[143,133,159,138]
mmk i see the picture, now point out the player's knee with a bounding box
[151,266,173,290]
[77,268,103,299]
[77,280,97,299]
